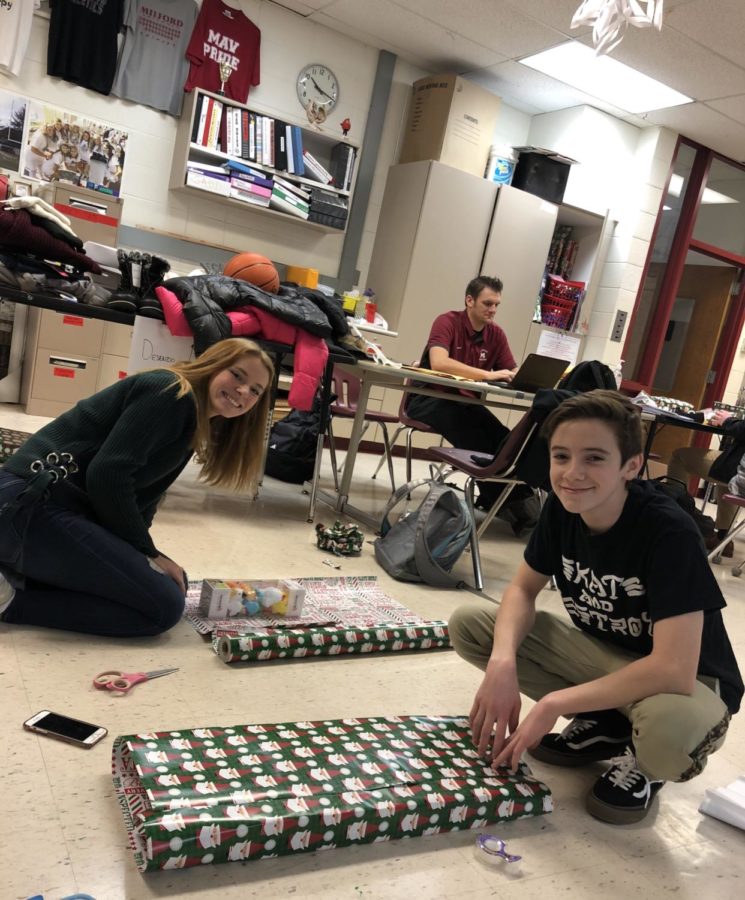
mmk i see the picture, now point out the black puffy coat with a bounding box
[163,275,340,355]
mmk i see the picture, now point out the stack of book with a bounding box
[308,188,348,230]
[227,162,273,208]
[269,175,310,220]
[186,162,230,196]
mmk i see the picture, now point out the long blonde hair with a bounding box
[167,338,275,492]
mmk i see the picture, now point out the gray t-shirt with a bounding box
[112,0,198,116]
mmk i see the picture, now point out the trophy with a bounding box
[218,62,234,96]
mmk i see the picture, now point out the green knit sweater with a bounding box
[4,369,197,556]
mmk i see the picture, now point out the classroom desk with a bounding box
[308,359,534,528]
[642,408,732,464]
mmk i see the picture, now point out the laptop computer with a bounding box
[489,353,569,393]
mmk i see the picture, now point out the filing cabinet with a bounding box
[20,307,132,416]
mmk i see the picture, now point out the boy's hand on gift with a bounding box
[470,659,521,761]
[491,697,559,772]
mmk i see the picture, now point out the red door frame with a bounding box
[623,138,745,397]
[631,147,712,387]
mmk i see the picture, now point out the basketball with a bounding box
[223,252,280,293]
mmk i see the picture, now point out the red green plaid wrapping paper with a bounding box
[213,622,450,662]
[113,715,552,871]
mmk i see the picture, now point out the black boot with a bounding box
[106,249,139,313]
[137,254,169,320]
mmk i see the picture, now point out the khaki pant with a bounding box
[667,446,736,531]
[449,598,730,782]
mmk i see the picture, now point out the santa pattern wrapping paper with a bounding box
[214,621,450,663]
[113,715,552,871]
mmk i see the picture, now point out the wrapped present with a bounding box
[113,715,552,871]
[214,621,450,663]
[315,521,364,556]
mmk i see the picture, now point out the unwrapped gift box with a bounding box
[113,714,552,871]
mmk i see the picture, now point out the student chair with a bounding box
[707,493,745,575]
[327,365,399,492]
[371,363,443,485]
[427,410,540,591]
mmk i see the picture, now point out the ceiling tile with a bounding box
[468,60,629,119]
[667,0,745,68]
[312,0,506,70]
[641,101,745,161]
[265,0,317,14]
[502,0,592,37]
[596,23,745,102]
[392,1,568,58]
[707,94,745,126]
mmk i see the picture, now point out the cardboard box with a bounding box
[399,74,501,177]
[198,579,306,619]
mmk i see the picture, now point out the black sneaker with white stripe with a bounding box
[528,709,632,767]
[586,748,665,824]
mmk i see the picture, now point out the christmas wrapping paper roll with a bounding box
[113,715,552,871]
[214,621,450,663]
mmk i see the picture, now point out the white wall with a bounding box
[0,2,405,279]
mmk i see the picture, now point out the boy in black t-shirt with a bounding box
[450,390,742,825]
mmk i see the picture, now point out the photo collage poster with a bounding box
[0,88,28,175]
[22,101,129,197]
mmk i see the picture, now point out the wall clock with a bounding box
[296,64,339,113]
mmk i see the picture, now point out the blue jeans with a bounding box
[0,470,185,637]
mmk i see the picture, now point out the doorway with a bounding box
[647,253,738,461]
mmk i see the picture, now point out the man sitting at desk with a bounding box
[406,275,535,529]
[667,406,745,556]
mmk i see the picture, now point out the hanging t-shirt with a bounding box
[47,0,126,95]
[184,0,260,104]
[0,0,36,77]
[524,479,744,714]
[112,0,198,116]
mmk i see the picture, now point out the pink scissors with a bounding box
[93,667,179,694]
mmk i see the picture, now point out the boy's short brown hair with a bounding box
[541,390,643,464]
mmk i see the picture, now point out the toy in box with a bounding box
[198,579,306,619]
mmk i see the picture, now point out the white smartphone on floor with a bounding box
[24,710,108,748]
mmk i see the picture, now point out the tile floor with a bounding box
[2,402,744,900]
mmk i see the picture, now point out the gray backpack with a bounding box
[374,479,472,587]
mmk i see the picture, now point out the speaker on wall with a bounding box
[511,150,575,205]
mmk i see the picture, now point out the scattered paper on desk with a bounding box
[536,330,580,366]
[399,365,472,381]
[699,776,745,830]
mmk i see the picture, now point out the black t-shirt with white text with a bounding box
[48,0,126,95]
[524,480,743,713]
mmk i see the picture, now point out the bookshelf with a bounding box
[169,89,359,233]
[537,204,615,334]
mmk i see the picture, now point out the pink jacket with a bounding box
[156,286,328,411]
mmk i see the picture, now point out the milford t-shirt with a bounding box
[47,0,126,95]
[112,0,198,116]
[184,0,260,103]
[0,0,35,77]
